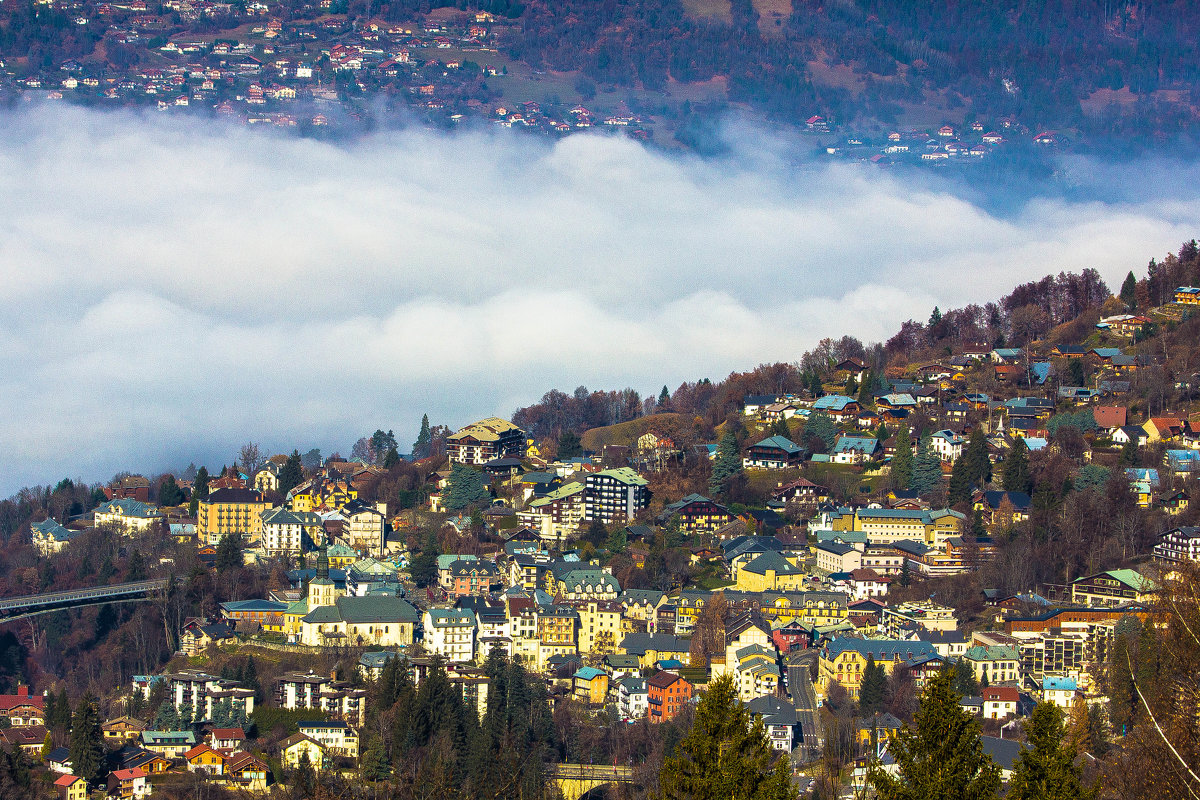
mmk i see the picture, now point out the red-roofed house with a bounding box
[982,686,1019,719]
[1144,417,1184,443]
[185,743,227,774]
[107,766,150,798]
[0,686,45,726]
[211,727,246,751]
[54,774,88,800]
[1092,406,1127,433]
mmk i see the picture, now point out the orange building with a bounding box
[648,671,692,723]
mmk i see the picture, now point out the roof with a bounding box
[749,436,804,455]
[205,488,266,504]
[813,395,857,411]
[95,498,160,519]
[588,468,648,487]
[573,667,607,681]
[648,671,687,689]
[619,633,690,656]
[741,550,803,576]
[823,638,937,663]
[55,774,85,786]
[963,645,1019,661]
[447,417,521,443]
[1043,676,1077,691]
[981,736,1023,771]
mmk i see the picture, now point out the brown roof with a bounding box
[1092,406,1127,429]
[648,671,686,689]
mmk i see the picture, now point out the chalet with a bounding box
[54,774,88,800]
[771,478,830,507]
[1174,286,1200,305]
[102,716,148,742]
[658,494,734,533]
[743,436,805,470]
[0,686,44,727]
[812,395,860,422]
[1070,569,1156,608]
[1158,488,1190,515]
[1112,426,1149,447]
[446,417,525,465]
[972,491,1032,526]
[107,768,150,799]
[1154,526,1200,563]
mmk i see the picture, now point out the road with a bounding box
[787,661,823,761]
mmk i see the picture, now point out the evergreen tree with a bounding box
[215,532,244,572]
[659,385,672,409]
[709,431,744,496]
[49,689,71,731]
[1008,703,1095,800]
[910,432,943,497]
[963,429,992,485]
[1120,270,1137,307]
[361,735,391,782]
[446,463,490,511]
[157,474,185,506]
[68,692,104,785]
[606,526,628,554]
[410,533,440,587]
[413,414,432,460]
[189,465,210,515]
[557,431,583,460]
[948,453,972,506]
[859,654,886,715]
[1003,438,1032,494]
[292,749,316,796]
[1118,436,1138,467]
[868,668,1000,800]
[802,412,837,453]
[770,416,791,438]
[383,447,401,468]
[279,450,304,495]
[126,549,146,581]
[658,674,794,800]
[951,663,980,697]
[40,731,53,760]
[891,425,914,489]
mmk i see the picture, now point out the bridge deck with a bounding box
[0,579,168,614]
[547,765,635,780]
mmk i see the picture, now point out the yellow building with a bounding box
[289,478,357,513]
[735,551,806,592]
[572,668,610,705]
[818,638,939,700]
[281,734,326,771]
[198,488,271,546]
[831,507,964,547]
[572,600,621,655]
[94,499,161,535]
[750,591,849,626]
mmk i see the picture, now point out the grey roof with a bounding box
[619,633,690,655]
[981,736,1023,770]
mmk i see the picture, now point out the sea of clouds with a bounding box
[1,104,1198,493]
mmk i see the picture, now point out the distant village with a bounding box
[4,280,1200,797]
[0,0,1069,161]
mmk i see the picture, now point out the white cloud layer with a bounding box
[1,105,1198,492]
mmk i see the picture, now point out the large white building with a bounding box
[423,609,478,663]
[260,507,322,556]
[584,468,650,525]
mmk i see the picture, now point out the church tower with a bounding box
[307,544,337,609]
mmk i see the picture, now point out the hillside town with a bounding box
[0,0,1060,164]
[4,266,1200,798]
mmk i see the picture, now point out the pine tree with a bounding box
[948,453,972,506]
[659,385,672,409]
[126,549,146,581]
[891,426,914,489]
[279,450,304,495]
[215,532,244,572]
[770,416,791,438]
[1003,437,1032,494]
[292,749,316,796]
[868,668,1000,800]
[157,474,185,506]
[68,692,104,785]
[1008,702,1095,800]
[40,731,53,760]
[413,414,432,460]
[1120,270,1137,307]
[189,465,210,515]
[802,412,837,453]
[709,431,743,496]
[361,735,391,782]
[963,429,992,485]
[606,526,628,554]
[910,432,943,497]
[859,654,887,715]
[658,674,794,800]
[446,463,489,511]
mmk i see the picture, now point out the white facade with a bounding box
[423,609,477,663]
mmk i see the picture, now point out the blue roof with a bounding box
[1024,437,1048,451]
[813,395,857,411]
[751,435,803,455]
[832,436,879,454]
[574,667,606,680]
[1043,676,1076,691]
[656,659,684,669]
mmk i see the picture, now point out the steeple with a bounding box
[316,544,330,580]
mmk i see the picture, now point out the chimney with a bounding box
[16,686,28,698]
